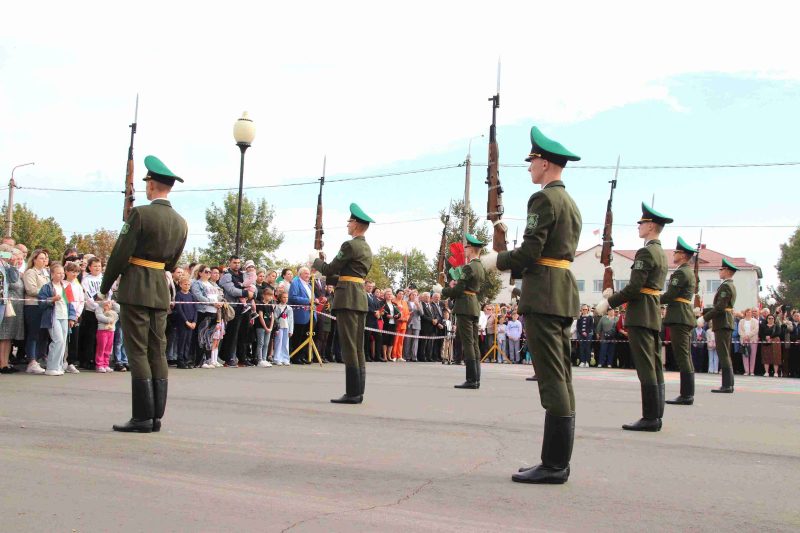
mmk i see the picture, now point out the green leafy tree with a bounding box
[67,228,119,263]
[1,202,66,255]
[202,192,284,266]
[373,246,431,290]
[430,199,501,301]
[776,227,800,305]
[365,254,392,289]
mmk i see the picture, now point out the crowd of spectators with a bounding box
[1,239,798,380]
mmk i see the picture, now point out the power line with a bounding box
[492,161,800,170]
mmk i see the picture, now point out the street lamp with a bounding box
[233,111,256,256]
[6,162,35,238]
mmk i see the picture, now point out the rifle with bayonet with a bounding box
[436,205,451,286]
[694,230,703,309]
[600,156,620,292]
[123,94,138,222]
[314,157,326,252]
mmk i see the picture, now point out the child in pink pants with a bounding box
[95,299,120,373]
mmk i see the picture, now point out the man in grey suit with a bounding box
[404,291,422,361]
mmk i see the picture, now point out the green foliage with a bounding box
[68,228,119,264]
[776,227,800,305]
[1,202,66,255]
[373,246,431,291]
[365,254,392,289]
[202,192,284,266]
[430,199,501,302]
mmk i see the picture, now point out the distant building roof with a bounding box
[577,244,761,276]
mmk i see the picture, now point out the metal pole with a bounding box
[7,162,34,238]
[463,151,471,248]
[234,144,249,256]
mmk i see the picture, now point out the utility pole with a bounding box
[463,151,471,248]
[7,162,34,238]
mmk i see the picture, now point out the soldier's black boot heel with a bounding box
[152,379,168,432]
[454,360,479,389]
[113,378,154,433]
[711,367,734,393]
[512,413,574,484]
[331,366,363,404]
[622,384,662,432]
[666,372,694,405]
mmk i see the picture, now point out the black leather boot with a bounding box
[657,382,665,420]
[331,366,363,404]
[622,384,662,432]
[152,379,168,432]
[711,367,734,393]
[512,413,574,484]
[454,359,478,389]
[113,378,155,433]
[474,359,481,389]
[359,366,366,396]
[666,372,695,405]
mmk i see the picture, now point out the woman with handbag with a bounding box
[0,246,22,373]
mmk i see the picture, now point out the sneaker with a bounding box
[257,360,269,368]
[66,364,80,374]
[201,363,213,369]
[45,369,64,376]
[105,366,114,373]
[265,361,273,367]
[96,367,107,373]
[214,361,223,367]
[26,361,45,374]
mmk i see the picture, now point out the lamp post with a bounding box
[6,162,35,238]
[463,135,483,247]
[232,112,256,256]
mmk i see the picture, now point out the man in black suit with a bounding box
[430,293,446,362]
[419,292,435,362]
[364,281,382,361]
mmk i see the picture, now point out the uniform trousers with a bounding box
[120,303,168,380]
[714,328,733,369]
[668,324,694,373]
[337,309,366,369]
[628,326,664,386]
[455,315,480,362]
[525,313,575,417]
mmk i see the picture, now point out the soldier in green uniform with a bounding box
[441,233,485,390]
[596,203,671,432]
[702,258,738,393]
[482,126,581,484]
[662,237,698,405]
[313,203,373,404]
[102,156,188,433]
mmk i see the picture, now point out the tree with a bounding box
[776,227,800,305]
[365,254,391,289]
[373,246,432,290]
[202,192,284,266]
[430,199,502,302]
[67,228,119,263]
[1,202,66,255]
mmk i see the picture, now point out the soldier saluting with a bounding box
[662,237,698,405]
[441,234,486,390]
[482,126,582,484]
[101,156,188,433]
[700,258,738,393]
[313,203,373,404]
[596,203,671,432]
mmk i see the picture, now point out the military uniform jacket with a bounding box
[441,258,483,318]
[495,181,581,318]
[313,235,372,312]
[608,239,667,331]
[100,199,188,310]
[660,263,696,327]
[703,278,736,331]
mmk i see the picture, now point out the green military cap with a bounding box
[143,155,183,184]
[638,202,673,225]
[676,236,697,255]
[465,233,486,248]
[349,203,374,224]
[720,258,739,272]
[525,126,581,166]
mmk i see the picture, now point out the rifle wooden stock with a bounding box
[314,194,323,251]
[693,245,702,308]
[123,156,134,222]
[436,213,450,285]
[600,207,613,291]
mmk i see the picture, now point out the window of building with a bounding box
[576,280,585,292]
[706,279,722,293]
[614,279,629,291]
[593,280,603,293]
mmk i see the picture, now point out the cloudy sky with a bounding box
[2,1,799,292]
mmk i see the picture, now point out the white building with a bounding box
[496,245,762,311]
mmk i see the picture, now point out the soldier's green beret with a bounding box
[676,236,697,255]
[721,258,739,272]
[465,233,486,248]
[525,126,581,166]
[638,202,673,225]
[349,203,374,224]
[143,155,183,184]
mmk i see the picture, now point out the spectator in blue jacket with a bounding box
[288,267,314,364]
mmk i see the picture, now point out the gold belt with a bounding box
[725,308,733,311]
[338,276,365,284]
[129,257,165,269]
[536,257,571,269]
[640,288,661,296]
[674,297,692,304]
[464,290,477,296]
